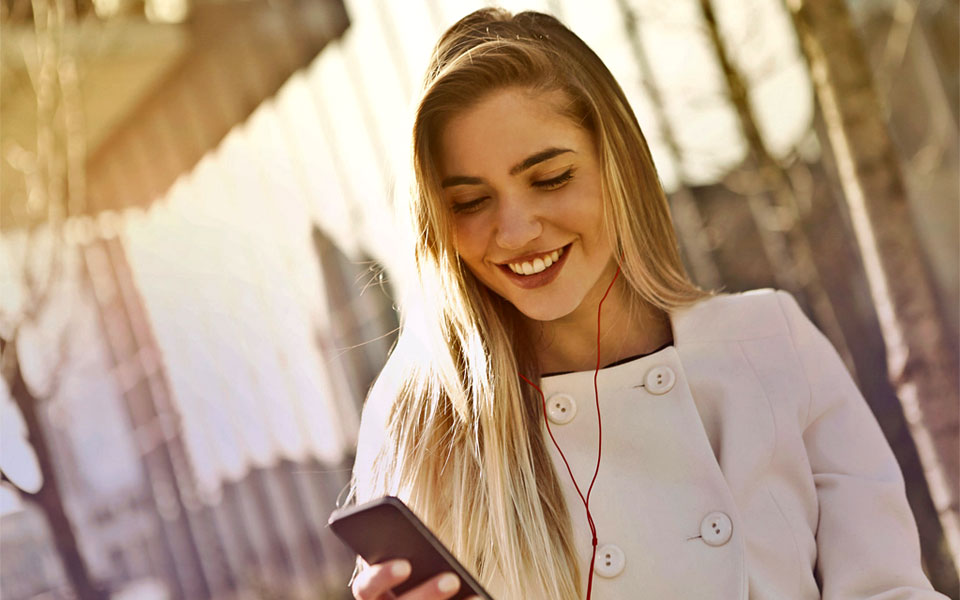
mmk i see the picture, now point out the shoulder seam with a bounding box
[775,291,813,428]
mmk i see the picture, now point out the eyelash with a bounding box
[533,168,575,190]
[452,197,489,214]
[451,168,575,214]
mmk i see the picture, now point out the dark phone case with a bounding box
[327,496,494,600]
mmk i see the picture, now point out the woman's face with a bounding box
[438,87,617,323]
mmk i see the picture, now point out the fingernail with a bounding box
[391,560,411,577]
[437,573,460,593]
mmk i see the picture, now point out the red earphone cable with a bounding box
[519,264,620,600]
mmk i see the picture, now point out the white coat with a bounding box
[527,289,946,599]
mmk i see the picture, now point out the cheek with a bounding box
[453,218,489,264]
[558,186,606,239]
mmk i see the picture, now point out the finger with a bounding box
[397,572,461,600]
[352,560,411,600]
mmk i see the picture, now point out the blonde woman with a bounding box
[347,8,944,600]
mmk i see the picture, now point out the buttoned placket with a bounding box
[539,347,746,599]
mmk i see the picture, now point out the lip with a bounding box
[497,243,571,289]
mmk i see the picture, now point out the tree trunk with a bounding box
[615,0,723,292]
[4,340,108,600]
[698,0,855,378]
[786,0,960,575]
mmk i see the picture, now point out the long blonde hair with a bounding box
[350,9,707,599]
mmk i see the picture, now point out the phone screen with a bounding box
[328,496,494,599]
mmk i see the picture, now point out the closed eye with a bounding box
[533,168,575,190]
[452,196,489,214]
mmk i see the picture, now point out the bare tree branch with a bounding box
[22,231,65,325]
[0,3,109,596]
[0,325,21,384]
[746,56,792,87]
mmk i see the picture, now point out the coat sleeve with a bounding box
[775,291,947,599]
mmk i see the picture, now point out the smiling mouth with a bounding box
[496,244,571,290]
[505,246,566,275]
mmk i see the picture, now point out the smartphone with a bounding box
[328,496,495,599]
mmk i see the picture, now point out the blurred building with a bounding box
[1,0,398,598]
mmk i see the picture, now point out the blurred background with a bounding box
[0,0,957,598]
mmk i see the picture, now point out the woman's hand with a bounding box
[351,559,481,600]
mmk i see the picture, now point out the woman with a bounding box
[348,8,944,600]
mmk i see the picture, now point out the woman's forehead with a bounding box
[436,88,591,177]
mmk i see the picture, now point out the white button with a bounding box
[594,543,625,578]
[700,511,733,546]
[644,365,676,395]
[546,393,577,425]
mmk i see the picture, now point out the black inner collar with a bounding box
[541,340,674,378]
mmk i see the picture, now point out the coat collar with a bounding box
[539,289,786,393]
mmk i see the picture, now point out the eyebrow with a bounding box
[440,147,575,188]
[509,147,574,176]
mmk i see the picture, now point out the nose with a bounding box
[494,196,542,250]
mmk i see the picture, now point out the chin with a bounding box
[510,297,579,323]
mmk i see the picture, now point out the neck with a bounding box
[528,275,673,375]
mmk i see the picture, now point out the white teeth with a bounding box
[507,247,565,276]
